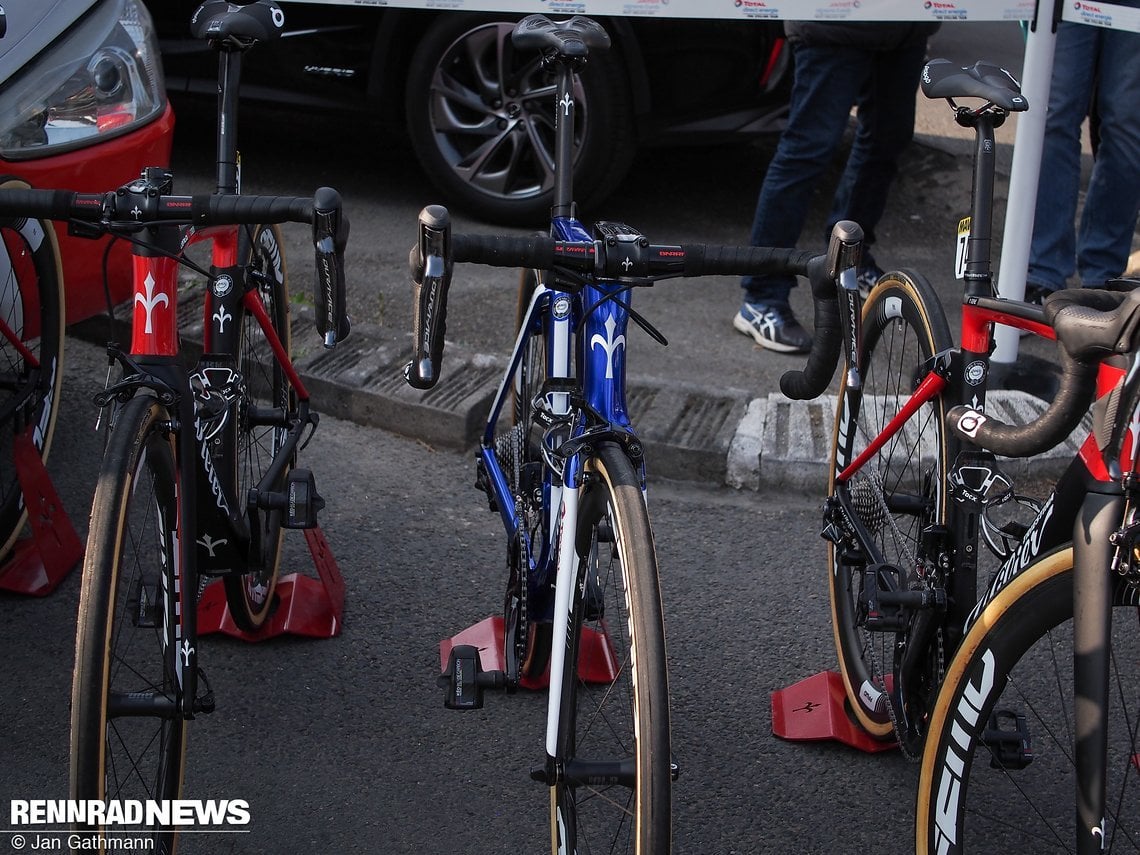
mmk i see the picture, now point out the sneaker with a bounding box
[733,302,812,354]
[855,261,885,299]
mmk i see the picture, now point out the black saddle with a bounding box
[513,15,610,59]
[190,0,285,45]
[921,59,1028,112]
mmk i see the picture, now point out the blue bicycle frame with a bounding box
[474,211,643,751]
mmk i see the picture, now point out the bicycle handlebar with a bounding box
[946,287,1140,458]
[780,220,864,401]
[404,204,846,391]
[0,180,351,347]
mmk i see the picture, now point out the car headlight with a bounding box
[0,0,166,159]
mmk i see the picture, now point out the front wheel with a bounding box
[70,395,186,854]
[827,270,953,749]
[551,442,671,854]
[915,548,1140,853]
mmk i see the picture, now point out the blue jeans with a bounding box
[741,40,927,306]
[1027,20,1140,291]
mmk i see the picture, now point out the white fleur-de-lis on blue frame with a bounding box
[590,314,626,380]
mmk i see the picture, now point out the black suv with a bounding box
[148,2,790,225]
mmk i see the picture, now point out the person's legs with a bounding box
[1026,21,1097,294]
[741,43,871,307]
[1076,26,1140,286]
[827,40,927,250]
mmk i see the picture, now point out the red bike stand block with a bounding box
[197,526,344,641]
[770,671,896,754]
[0,427,83,596]
[440,615,618,690]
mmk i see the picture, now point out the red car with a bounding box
[0,0,174,323]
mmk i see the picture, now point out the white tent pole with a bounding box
[993,0,1059,363]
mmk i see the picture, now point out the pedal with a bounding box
[257,469,326,529]
[438,644,506,710]
[983,709,1033,770]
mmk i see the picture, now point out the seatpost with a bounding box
[550,56,578,220]
[214,47,244,196]
[962,109,1003,298]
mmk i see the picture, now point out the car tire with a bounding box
[405,13,636,227]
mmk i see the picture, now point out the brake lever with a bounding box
[312,186,350,348]
[828,220,864,392]
[404,205,453,390]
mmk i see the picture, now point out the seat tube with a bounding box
[1072,489,1120,854]
[548,290,573,417]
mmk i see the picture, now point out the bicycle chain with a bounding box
[497,424,533,678]
[853,467,942,762]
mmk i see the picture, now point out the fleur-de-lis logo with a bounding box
[214,305,232,333]
[134,273,170,335]
[559,93,573,116]
[621,257,633,272]
[197,533,228,557]
[180,639,194,667]
[590,313,626,380]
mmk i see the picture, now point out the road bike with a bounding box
[404,14,854,854]
[772,59,1074,758]
[0,178,64,569]
[0,2,350,851]
[781,58,1140,853]
[910,282,1140,852]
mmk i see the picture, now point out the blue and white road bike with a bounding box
[405,14,852,854]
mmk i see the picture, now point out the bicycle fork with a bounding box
[1074,488,1121,855]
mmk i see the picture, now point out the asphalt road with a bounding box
[0,337,922,855]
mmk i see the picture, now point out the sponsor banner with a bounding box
[282,0,1140,30]
[1063,1,1140,32]
[281,0,1040,22]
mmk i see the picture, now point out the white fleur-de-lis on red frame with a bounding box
[135,273,170,335]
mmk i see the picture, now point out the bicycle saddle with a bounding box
[191,0,285,44]
[513,15,610,58]
[921,59,1028,112]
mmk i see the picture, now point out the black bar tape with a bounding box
[681,244,816,278]
[780,255,842,400]
[946,348,1097,457]
[0,188,83,220]
[191,195,313,226]
[451,234,565,270]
